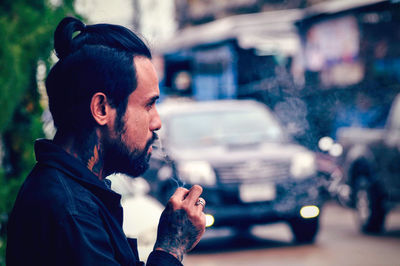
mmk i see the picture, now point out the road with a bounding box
[184,202,400,266]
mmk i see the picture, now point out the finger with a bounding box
[184,185,203,205]
[168,187,189,210]
[170,187,189,201]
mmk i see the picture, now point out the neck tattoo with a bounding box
[87,145,99,172]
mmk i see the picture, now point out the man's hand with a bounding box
[154,185,206,262]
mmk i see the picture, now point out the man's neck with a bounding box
[53,130,105,179]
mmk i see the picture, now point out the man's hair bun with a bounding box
[54,17,85,60]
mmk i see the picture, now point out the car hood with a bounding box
[167,142,310,164]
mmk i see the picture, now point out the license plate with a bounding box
[239,183,276,203]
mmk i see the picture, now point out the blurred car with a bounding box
[144,99,323,243]
[336,93,400,233]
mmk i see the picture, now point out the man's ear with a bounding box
[90,92,114,126]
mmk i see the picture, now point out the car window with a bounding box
[168,107,284,147]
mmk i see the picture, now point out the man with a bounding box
[6,17,206,265]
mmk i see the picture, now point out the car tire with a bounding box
[354,177,385,233]
[289,217,319,244]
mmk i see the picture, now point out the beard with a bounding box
[102,131,158,178]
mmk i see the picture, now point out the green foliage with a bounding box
[0,0,75,133]
[0,0,79,263]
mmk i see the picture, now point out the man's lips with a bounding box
[147,132,158,154]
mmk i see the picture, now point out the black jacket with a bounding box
[6,139,182,266]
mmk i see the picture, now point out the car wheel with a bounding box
[289,217,319,244]
[354,177,385,233]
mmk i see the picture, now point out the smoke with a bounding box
[152,137,184,189]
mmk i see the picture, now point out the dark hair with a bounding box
[46,17,152,133]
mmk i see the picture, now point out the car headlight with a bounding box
[290,152,316,179]
[177,161,216,186]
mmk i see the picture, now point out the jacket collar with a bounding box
[34,139,122,208]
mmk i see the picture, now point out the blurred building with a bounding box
[75,0,134,28]
[295,0,400,146]
[132,0,177,43]
[154,8,302,101]
[149,0,400,149]
[151,1,309,137]
[174,0,325,28]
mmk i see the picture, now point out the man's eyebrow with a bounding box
[147,95,159,105]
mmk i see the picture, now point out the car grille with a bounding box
[215,160,291,184]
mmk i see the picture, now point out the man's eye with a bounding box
[146,97,159,109]
[146,102,155,109]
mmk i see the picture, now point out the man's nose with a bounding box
[150,108,162,131]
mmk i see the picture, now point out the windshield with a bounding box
[168,107,284,147]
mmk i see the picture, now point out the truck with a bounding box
[336,93,400,233]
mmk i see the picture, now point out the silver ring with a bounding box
[195,198,205,207]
